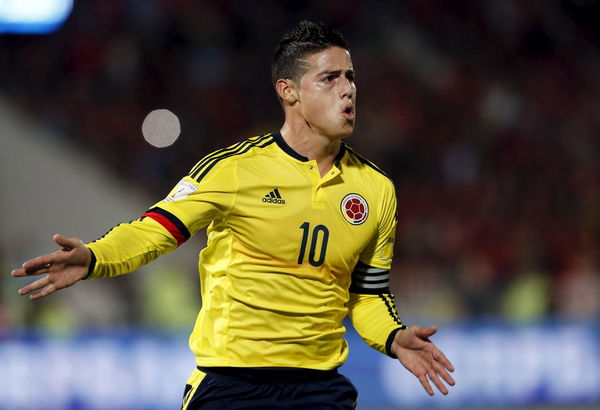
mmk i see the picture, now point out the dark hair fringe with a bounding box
[271,20,348,87]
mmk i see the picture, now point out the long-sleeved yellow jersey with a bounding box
[86,132,405,370]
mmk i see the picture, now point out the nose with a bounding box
[340,77,355,100]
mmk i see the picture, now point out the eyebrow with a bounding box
[317,69,355,77]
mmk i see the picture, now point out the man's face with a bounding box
[296,46,356,140]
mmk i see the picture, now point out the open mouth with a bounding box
[342,105,355,120]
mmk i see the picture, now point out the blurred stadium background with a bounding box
[1,1,599,409]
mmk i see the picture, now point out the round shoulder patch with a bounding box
[341,193,369,225]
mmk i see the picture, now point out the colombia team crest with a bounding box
[341,193,369,225]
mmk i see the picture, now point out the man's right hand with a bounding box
[11,234,91,300]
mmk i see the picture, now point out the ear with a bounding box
[275,79,299,105]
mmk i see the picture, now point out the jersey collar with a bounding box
[271,132,347,165]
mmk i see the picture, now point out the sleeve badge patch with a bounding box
[164,179,198,202]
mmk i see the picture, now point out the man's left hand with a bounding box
[391,325,455,396]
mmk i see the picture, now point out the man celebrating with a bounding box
[12,21,455,409]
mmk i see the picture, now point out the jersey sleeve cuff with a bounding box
[83,247,97,280]
[386,326,406,358]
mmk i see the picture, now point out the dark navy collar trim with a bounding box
[335,143,346,167]
[272,132,309,162]
[272,132,347,165]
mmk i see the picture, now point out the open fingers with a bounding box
[53,234,81,250]
[21,254,57,273]
[434,360,456,387]
[30,282,57,300]
[20,251,72,275]
[427,366,449,395]
[419,362,452,396]
[11,268,33,278]
[433,347,455,372]
[415,325,437,340]
[413,355,455,396]
[18,275,50,296]
[11,262,51,278]
[417,373,434,396]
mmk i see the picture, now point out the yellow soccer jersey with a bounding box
[86,132,405,370]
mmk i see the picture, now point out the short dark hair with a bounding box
[271,20,349,87]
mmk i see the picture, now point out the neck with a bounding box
[280,121,342,177]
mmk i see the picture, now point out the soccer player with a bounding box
[12,21,455,409]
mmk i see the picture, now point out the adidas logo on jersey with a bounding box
[262,188,286,204]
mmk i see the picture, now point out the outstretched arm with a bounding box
[11,158,236,300]
[11,234,91,300]
[391,325,455,396]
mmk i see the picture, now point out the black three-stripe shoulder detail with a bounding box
[190,135,274,182]
[189,137,260,178]
[344,145,390,179]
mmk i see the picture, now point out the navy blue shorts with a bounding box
[181,366,358,409]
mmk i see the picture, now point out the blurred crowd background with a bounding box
[1,0,599,333]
